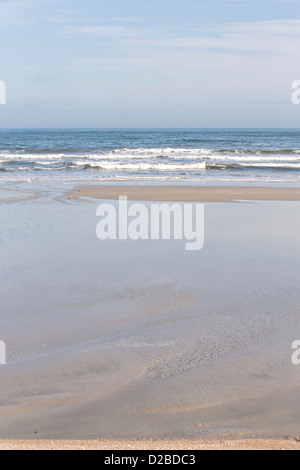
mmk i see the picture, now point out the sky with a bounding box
[1,0,300,128]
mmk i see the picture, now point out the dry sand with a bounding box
[69,185,300,202]
[0,438,300,450]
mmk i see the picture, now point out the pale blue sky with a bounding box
[1,0,300,127]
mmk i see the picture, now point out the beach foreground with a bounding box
[0,438,300,450]
[1,182,300,442]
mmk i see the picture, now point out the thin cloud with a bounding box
[69,57,144,67]
[127,19,300,55]
[60,25,140,38]
[0,0,40,25]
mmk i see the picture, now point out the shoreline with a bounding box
[69,185,300,202]
[0,438,300,450]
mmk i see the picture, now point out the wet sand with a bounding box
[1,182,300,444]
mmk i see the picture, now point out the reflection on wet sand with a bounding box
[0,182,300,440]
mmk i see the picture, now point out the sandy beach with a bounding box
[0,437,300,450]
[69,184,300,203]
[1,182,300,447]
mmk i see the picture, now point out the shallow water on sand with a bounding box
[0,182,300,439]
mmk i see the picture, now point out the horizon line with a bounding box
[0,127,300,131]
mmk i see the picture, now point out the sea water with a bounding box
[1,128,300,184]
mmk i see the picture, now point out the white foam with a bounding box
[74,161,207,170]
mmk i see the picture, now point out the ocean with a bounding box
[0,128,300,184]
